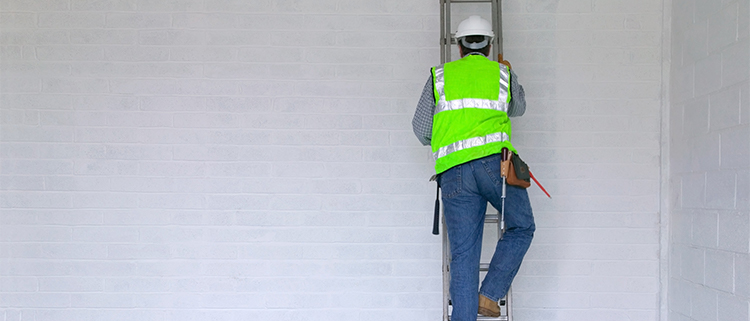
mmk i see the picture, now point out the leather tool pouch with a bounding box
[501,152,531,188]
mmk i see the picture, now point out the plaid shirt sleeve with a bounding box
[507,69,526,117]
[412,76,436,146]
[411,68,526,146]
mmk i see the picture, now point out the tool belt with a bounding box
[501,152,531,188]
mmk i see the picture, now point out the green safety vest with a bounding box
[431,54,516,174]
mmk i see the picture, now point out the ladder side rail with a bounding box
[444,0,452,63]
[440,0,447,64]
[506,287,512,321]
[491,0,498,59]
[442,215,450,321]
[493,0,503,57]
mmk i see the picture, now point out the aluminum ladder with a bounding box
[439,0,513,320]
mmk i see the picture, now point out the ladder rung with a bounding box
[449,316,509,321]
[479,263,490,271]
[485,213,498,223]
[445,0,493,2]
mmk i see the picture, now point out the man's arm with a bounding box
[412,76,435,146]
[507,69,526,117]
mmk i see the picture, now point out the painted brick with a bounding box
[72,192,139,209]
[692,210,719,248]
[136,0,203,12]
[104,13,171,28]
[718,210,750,252]
[593,0,661,13]
[42,78,108,93]
[672,211,693,245]
[691,133,722,172]
[0,0,692,319]
[0,0,69,11]
[681,172,706,208]
[72,0,137,11]
[69,293,136,308]
[671,65,695,102]
[138,30,206,46]
[202,0,273,12]
[0,63,71,82]
[337,0,433,14]
[38,13,105,28]
[705,170,737,209]
[718,291,749,321]
[682,246,706,284]
[36,46,104,61]
[707,3,740,52]
[140,96,204,112]
[170,46,236,61]
[69,30,136,45]
[687,20,710,63]
[737,170,750,210]
[669,0,750,318]
[742,84,749,125]
[205,29,267,47]
[136,161,206,177]
[34,210,103,225]
[9,46,36,62]
[737,253,750,297]
[704,248,735,292]
[39,277,104,292]
[0,76,40,93]
[73,159,138,176]
[696,53,724,96]
[0,293,70,308]
[109,79,239,95]
[71,227,138,243]
[172,13,238,29]
[68,261,138,277]
[691,286,719,321]
[722,39,750,86]
[710,85,742,131]
[0,29,70,45]
[140,193,206,209]
[721,125,750,169]
[70,95,138,111]
[0,277,37,292]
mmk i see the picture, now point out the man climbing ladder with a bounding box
[411,15,535,320]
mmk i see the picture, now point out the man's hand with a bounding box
[498,54,512,69]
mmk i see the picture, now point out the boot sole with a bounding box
[478,306,501,317]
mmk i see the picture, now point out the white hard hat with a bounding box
[455,15,494,40]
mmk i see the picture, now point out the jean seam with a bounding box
[482,158,501,186]
[442,166,462,198]
[479,290,499,303]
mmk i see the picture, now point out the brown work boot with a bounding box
[478,294,500,317]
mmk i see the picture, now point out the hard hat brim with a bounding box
[455,30,495,39]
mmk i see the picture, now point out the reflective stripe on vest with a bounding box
[432,132,509,160]
[433,64,510,114]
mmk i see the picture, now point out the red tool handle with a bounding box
[529,171,551,198]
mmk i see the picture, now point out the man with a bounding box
[412,15,535,320]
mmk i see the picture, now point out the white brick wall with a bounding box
[668,0,750,320]
[498,0,663,319]
[1,0,667,320]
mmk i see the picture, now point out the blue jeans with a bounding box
[438,154,535,321]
